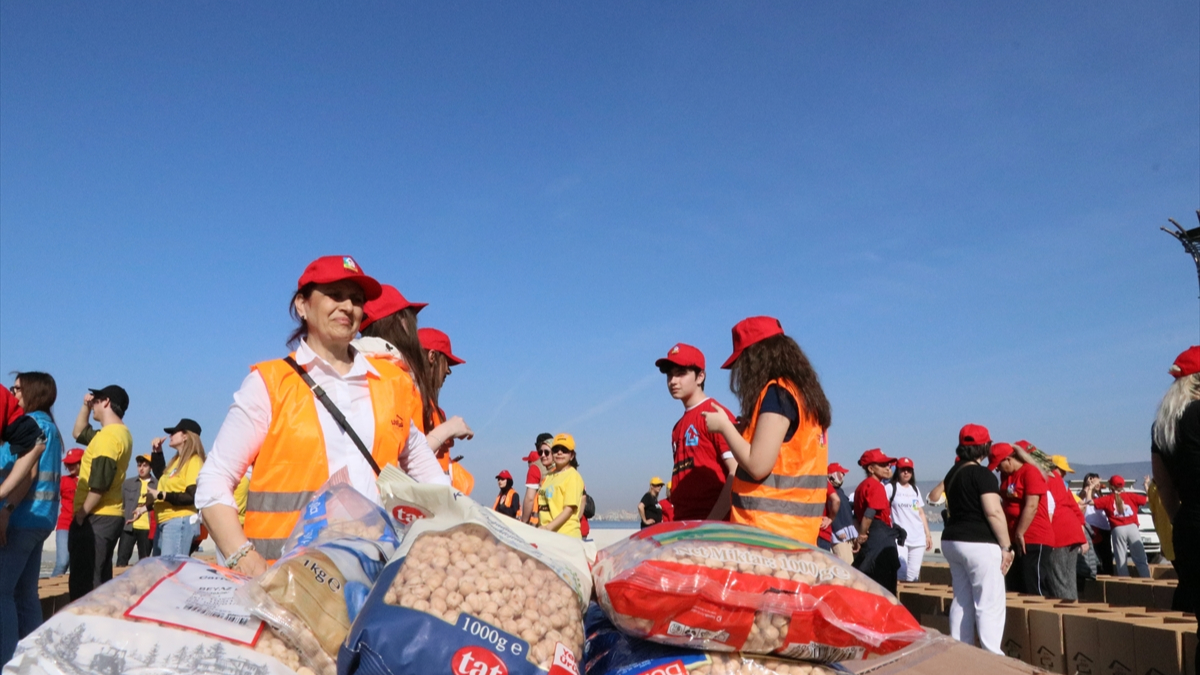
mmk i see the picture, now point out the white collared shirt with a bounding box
[196,340,449,512]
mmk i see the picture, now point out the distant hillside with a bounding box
[1069,461,1154,482]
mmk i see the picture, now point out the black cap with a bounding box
[164,418,202,436]
[89,385,129,415]
[535,432,554,447]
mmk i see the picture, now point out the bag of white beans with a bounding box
[583,603,848,675]
[4,557,317,675]
[338,466,593,675]
[592,522,924,663]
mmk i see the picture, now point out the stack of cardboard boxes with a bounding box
[898,562,1198,675]
[36,575,70,619]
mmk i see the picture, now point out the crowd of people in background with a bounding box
[3,254,1198,664]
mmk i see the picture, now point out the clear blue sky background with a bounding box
[2,3,1197,512]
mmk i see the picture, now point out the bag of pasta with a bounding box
[592,522,923,663]
[242,475,401,675]
[4,556,316,675]
[338,465,594,675]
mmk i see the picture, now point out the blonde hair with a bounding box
[1153,373,1200,455]
[167,431,207,475]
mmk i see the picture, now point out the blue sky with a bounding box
[1,3,1197,512]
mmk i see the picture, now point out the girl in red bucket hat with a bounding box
[701,316,831,544]
[1152,346,1200,613]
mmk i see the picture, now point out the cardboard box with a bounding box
[1096,615,1142,675]
[1028,607,1068,674]
[1184,632,1197,675]
[920,613,951,635]
[1079,578,1106,604]
[840,635,1052,674]
[1153,583,1180,611]
[1150,565,1178,581]
[1133,618,1194,675]
[921,563,953,587]
[1004,603,1033,664]
[1061,608,1119,675]
[899,588,945,618]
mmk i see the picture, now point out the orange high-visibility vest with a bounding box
[729,378,828,544]
[244,355,415,560]
[493,490,516,511]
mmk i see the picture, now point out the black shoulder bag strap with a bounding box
[283,356,381,476]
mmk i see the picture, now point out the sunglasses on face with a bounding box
[552,448,572,455]
[538,450,551,457]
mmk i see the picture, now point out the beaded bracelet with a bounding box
[225,540,255,569]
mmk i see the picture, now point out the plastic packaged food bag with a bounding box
[4,556,316,675]
[583,604,849,675]
[338,465,594,675]
[242,477,401,675]
[592,522,923,663]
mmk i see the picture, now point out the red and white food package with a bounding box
[592,522,924,663]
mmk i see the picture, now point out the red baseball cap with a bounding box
[496,470,513,480]
[522,450,540,463]
[721,316,785,369]
[896,457,914,470]
[1171,346,1200,379]
[1109,475,1125,488]
[988,442,1015,470]
[858,448,897,467]
[418,328,465,365]
[656,343,705,371]
[297,255,382,300]
[361,284,427,331]
[959,424,991,446]
[827,462,850,475]
[64,448,84,465]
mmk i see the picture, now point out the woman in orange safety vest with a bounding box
[703,316,831,544]
[417,327,475,495]
[493,470,520,518]
[196,256,451,576]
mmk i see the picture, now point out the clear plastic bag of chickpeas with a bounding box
[592,522,924,663]
[339,466,594,675]
[5,557,319,675]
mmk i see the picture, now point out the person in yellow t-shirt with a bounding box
[537,433,585,539]
[69,385,133,600]
[116,455,156,566]
[148,418,206,558]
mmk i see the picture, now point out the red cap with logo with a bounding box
[297,255,382,300]
[361,284,427,330]
[988,442,1015,470]
[418,328,465,365]
[722,316,785,369]
[858,448,897,467]
[64,448,84,465]
[496,470,513,480]
[896,457,914,470]
[1171,347,1200,379]
[1109,475,1126,489]
[522,451,540,463]
[656,343,705,371]
[827,462,850,475]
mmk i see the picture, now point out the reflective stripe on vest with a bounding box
[243,355,414,561]
[729,378,828,545]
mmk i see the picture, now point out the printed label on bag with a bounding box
[125,560,264,645]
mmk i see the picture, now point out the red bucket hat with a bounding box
[1171,346,1200,379]
[858,448,897,467]
[656,343,705,371]
[418,328,465,365]
[721,316,785,369]
[297,255,382,300]
[361,284,427,331]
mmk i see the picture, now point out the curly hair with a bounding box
[360,308,438,431]
[729,334,831,430]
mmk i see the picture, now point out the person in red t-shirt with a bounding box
[1045,457,1090,600]
[659,481,675,522]
[51,449,84,576]
[519,433,552,524]
[1092,475,1150,578]
[655,343,738,521]
[852,448,900,595]
[990,442,1055,596]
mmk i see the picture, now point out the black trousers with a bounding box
[1092,528,1114,576]
[116,527,152,566]
[1172,519,1200,613]
[68,514,123,600]
[1006,543,1054,596]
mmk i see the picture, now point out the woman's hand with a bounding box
[444,416,474,441]
[701,403,731,434]
[151,437,166,453]
[1001,549,1015,574]
[146,487,160,501]
[925,534,933,552]
[233,550,269,577]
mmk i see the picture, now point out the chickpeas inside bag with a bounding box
[592,522,924,663]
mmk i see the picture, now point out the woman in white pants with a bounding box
[939,425,1015,655]
[890,457,933,581]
